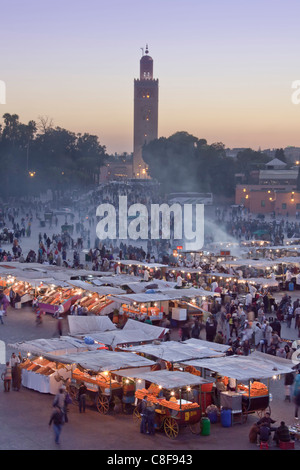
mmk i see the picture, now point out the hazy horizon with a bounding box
[1,0,300,154]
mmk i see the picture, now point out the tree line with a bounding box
[0,113,108,199]
[142,132,291,197]
[0,114,292,200]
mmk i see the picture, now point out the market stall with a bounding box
[67,315,117,336]
[3,277,35,306]
[8,336,97,394]
[111,287,219,324]
[42,349,155,414]
[67,280,124,315]
[37,285,82,315]
[69,318,169,350]
[18,356,71,394]
[119,339,229,372]
[119,369,214,438]
[181,351,295,424]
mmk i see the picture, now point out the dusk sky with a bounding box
[1,0,300,154]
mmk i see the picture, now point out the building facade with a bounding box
[133,45,159,178]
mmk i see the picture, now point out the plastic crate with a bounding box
[279,441,294,449]
[260,441,269,450]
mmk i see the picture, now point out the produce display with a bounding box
[79,293,114,315]
[19,357,64,376]
[122,304,160,318]
[184,365,201,377]
[135,388,199,410]
[72,367,121,390]
[237,381,268,396]
[159,398,199,411]
[4,281,32,297]
[38,287,80,306]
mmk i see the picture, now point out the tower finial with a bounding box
[145,44,149,54]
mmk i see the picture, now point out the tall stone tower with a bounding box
[133,45,159,178]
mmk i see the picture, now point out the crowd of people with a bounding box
[216,205,300,244]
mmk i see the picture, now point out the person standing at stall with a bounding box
[1,362,12,392]
[145,401,158,435]
[138,396,148,434]
[9,352,21,391]
[78,382,87,413]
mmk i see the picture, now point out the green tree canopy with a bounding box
[0,113,108,198]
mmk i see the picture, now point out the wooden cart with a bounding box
[133,398,202,439]
[129,370,214,439]
[68,372,123,414]
[241,393,271,423]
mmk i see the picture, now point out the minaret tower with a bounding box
[133,45,159,178]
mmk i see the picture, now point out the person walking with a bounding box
[1,294,9,316]
[10,352,21,391]
[55,317,63,337]
[49,406,64,445]
[293,371,300,422]
[1,362,12,392]
[78,382,87,413]
[284,372,295,402]
[53,386,68,422]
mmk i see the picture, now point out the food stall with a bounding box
[42,349,155,414]
[37,285,82,315]
[68,317,169,350]
[110,287,218,324]
[66,280,124,316]
[120,339,229,365]
[119,338,228,402]
[111,292,169,323]
[181,351,295,424]
[8,336,95,394]
[118,369,214,438]
[115,260,167,278]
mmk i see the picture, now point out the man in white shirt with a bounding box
[296,273,300,290]
[245,292,252,307]
[55,303,64,319]
[176,275,183,288]
[211,281,218,292]
[285,270,292,283]
[9,352,20,367]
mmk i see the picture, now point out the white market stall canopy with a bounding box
[117,260,167,269]
[8,336,92,356]
[116,369,213,389]
[237,278,279,287]
[67,279,124,295]
[69,319,168,349]
[123,319,168,337]
[182,338,231,354]
[222,258,300,269]
[40,349,155,371]
[68,315,117,336]
[221,259,277,269]
[274,257,300,265]
[14,276,70,288]
[255,245,300,252]
[166,267,203,274]
[111,288,219,306]
[119,339,228,363]
[92,274,142,286]
[203,272,239,280]
[182,351,295,381]
[120,280,178,293]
